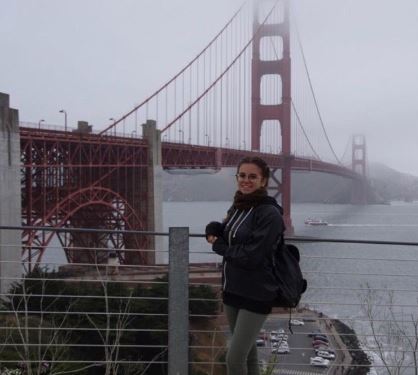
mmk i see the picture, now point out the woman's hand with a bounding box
[206,235,218,244]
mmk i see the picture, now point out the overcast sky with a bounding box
[1,0,418,175]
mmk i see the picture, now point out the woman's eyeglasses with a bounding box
[235,173,260,181]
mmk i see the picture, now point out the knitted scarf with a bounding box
[233,188,267,211]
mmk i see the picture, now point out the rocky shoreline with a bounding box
[265,306,373,375]
[304,308,372,375]
[332,319,372,375]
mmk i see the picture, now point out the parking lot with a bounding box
[257,315,331,375]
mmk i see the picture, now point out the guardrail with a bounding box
[19,121,142,139]
[0,226,417,375]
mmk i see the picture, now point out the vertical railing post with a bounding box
[168,227,189,375]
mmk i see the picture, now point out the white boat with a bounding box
[304,218,328,226]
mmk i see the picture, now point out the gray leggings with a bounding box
[224,304,268,375]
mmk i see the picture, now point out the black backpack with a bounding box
[272,239,307,308]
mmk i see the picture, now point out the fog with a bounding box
[1,0,418,175]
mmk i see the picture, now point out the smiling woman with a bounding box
[205,156,285,375]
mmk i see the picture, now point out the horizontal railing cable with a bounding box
[1,285,416,297]
[1,326,417,343]
[3,225,418,247]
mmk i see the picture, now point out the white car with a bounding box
[310,356,330,367]
[290,319,304,326]
[270,333,278,340]
[256,339,265,347]
[272,341,289,348]
[272,347,290,354]
[316,350,335,360]
[271,334,288,342]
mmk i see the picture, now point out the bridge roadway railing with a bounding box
[0,226,417,375]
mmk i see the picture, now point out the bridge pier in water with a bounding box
[0,93,22,293]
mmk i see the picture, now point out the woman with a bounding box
[206,156,284,375]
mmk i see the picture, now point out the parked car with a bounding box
[308,330,322,337]
[271,334,288,342]
[256,339,265,347]
[314,345,331,352]
[310,356,330,367]
[272,347,290,354]
[313,334,329,342]
[272,341,289,348]
[312,339,329,347]
[313,343,330,350]
[316,350,336,360]
[316,348,335,356]
[277,328,285,334]
[258,329,267,340]
[271,338,288,345]
[290,319,304,326]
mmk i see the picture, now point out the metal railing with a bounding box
[0,225,417,375]
[19,121,143,139]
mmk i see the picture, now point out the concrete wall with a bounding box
[0,93,22,293]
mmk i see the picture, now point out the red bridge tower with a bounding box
[251,0,294,233]
[351,134,368,204]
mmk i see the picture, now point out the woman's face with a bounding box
[236,163,266,194]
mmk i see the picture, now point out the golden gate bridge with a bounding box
[1,0,368,269]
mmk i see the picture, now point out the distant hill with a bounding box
[368,163,418,202]
[162,163,418,203]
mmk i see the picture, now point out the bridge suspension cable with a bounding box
[100,1,290,153]
[291,100,321,160]
[340,137,352,167]
[98,2,247,136]
[99,0,348,165]
[265,30,321,159]
[161,1,281,134]
[293,20,342,165]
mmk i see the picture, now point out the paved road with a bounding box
[258,315,331,375]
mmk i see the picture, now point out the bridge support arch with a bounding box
[251,1,294,233]
[22,187,149,268]
[19,116,164,269]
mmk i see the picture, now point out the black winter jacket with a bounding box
[211,196,285,302]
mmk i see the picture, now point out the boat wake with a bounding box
[327,223,418,227]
